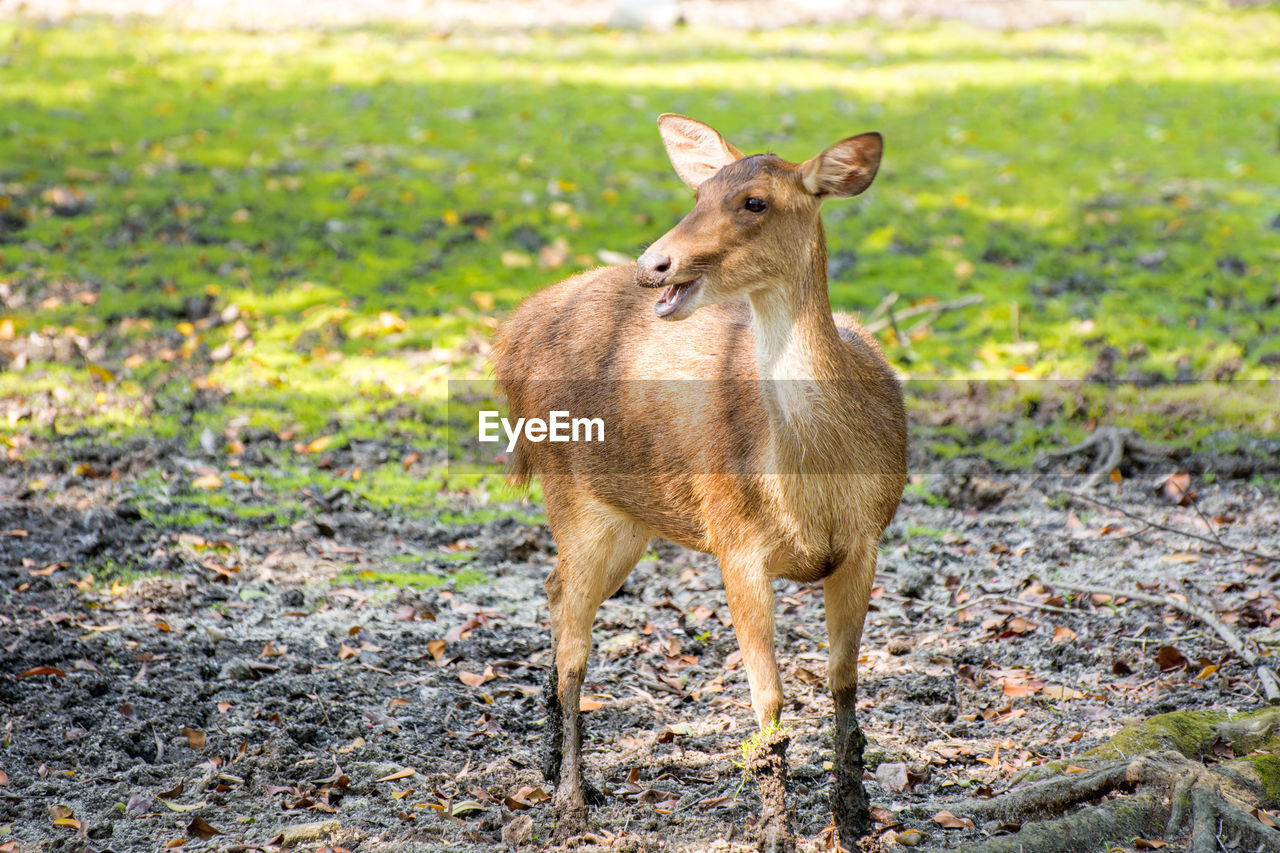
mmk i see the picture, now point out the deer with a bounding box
[493,114,907,852]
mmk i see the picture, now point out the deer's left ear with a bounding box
[657,113,745,189]
[801,132,882,198]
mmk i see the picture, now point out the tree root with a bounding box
[1038,426,1185,487]
[909,710,1280,852]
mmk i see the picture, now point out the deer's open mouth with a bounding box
[654,276,701,318]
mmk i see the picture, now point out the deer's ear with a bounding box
[657,114,744,189]
[801,132,882,198]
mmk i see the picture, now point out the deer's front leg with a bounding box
[722,554,794,853]
[823,543,877,847]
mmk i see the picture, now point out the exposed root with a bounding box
[1038,426,1184,487]
[915,710,1280,852]
[958,790,1166,853]
[944,754,1167,826]
[921,742,1280,850]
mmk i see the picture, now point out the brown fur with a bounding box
[492,115,907,848]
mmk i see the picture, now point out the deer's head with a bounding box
[635,114,882,320]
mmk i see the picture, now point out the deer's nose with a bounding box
[635,250,673,287]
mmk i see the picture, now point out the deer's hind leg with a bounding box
[543,495,649,840]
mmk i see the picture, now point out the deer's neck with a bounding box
[747,233,844,385]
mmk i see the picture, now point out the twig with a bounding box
[885,302,913,359]
[1061,489,1279,564]
[867,291,899,323]
[1114,632,1203,645]
[1052,580,1280,705]
[942,594,1075,617]
[863,294,985,334]
[1170,479,1233,555]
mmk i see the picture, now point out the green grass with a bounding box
[2,2,1279,525]
[334,566,489,590]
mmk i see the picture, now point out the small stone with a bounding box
[898,567,934,599]
[502,814,533,846]
[896,828,927,847]
[1136,249,1166,269]
[876,762,910,793]
[218,657,252,681]
[598,631,643,660]
[273,819,339,848]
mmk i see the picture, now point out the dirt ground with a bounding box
[3,413,1279,853]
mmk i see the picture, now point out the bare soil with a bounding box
[3,418,1279,852]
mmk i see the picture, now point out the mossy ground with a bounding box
[1084,708,1230,760]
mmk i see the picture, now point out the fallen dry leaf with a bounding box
[1193,663,1220,680]
[186,816,220,840]
[191,473,222,490]
[933,809,975,830]
[1156,645,1189,671]
[1156,471,1193,506]
[503,785,551,811]
[376,768,415,783]
[1134,840,1168,850]
[1041,684,1085,701]
[181,728,206,749]
[19,666,68,679]
[1002,682,1043,698]
[458,670,489,688]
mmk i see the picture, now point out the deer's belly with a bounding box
[765,536,849,583]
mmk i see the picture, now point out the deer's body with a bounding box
[498,263,904,573]
[493,116,907,852]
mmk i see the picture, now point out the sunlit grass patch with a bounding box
[2,2,1278,554]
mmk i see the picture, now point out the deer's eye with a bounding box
[744,197,767,213]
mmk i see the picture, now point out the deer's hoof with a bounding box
[552,804,589,845]
[758,819,796,853]
[752,814,793,853]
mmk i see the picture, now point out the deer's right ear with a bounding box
[657,114,744,190]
